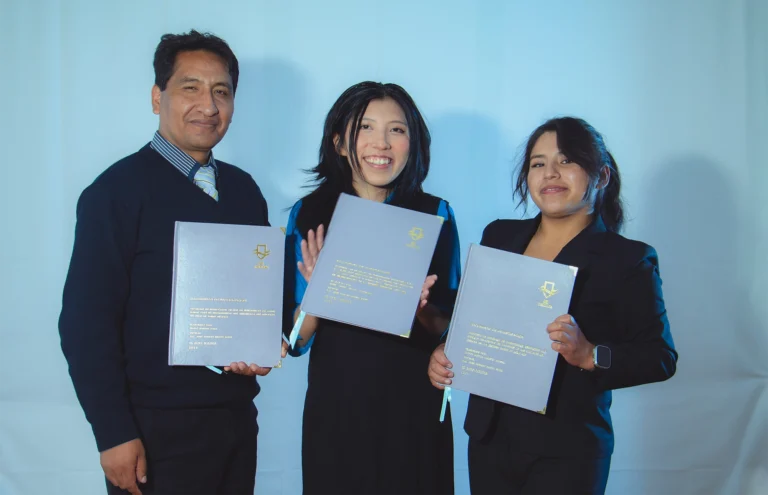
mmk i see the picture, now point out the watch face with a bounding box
[596,345,611,368]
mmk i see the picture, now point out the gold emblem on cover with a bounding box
[253,244,270,269]
[537,281,558,309]
[406,227,424,249]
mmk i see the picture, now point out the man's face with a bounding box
[152,50,234,163]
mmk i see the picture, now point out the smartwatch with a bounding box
[593,345,611,369]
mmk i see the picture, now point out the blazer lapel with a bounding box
[553,215,607,267]
[552,215,608,310]
[505,215,541,254]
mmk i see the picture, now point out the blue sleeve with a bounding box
[432,201,462,341]
[429,200,461,315]
[287,201,308,306]
[284,200,314,356]
[438,201,462,295]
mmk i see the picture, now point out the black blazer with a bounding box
[463,215,678,457]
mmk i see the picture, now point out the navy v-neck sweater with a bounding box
[59,144,270,452]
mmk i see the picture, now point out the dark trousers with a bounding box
[468,437,610,495]
[107,403,257,495]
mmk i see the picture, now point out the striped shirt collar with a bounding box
[149,131,218,180]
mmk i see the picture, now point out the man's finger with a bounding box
[430,378,448,389]
[428,363,452,379]
[429,367,453,382]
[136,449,148,485]
[433,348,452,367]
[229,365,254,376]
[118,468,140,494]
[126,479,142,495]
[254,366,272,376]
[429,360,452,377]
[430,378,450,388]
[429,368,452,385]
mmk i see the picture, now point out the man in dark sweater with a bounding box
[58,30,283,495]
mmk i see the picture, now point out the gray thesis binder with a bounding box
[300,193,443,337]
[444,243,578,413]
[169,221,285,367]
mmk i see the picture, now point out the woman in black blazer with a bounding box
[428,117,678,495]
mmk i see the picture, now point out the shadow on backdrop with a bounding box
[426,111,513,252]
[607,156,764,495]
[226,59,312,220]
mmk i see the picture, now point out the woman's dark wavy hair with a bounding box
[296,81,431,236]
[513,117,624,233]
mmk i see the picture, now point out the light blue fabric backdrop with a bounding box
[1,1,766,493]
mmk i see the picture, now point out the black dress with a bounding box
[285,193,461,494]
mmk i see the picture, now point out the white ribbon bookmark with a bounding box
[289,310,306,348]
[439,386,452,422]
